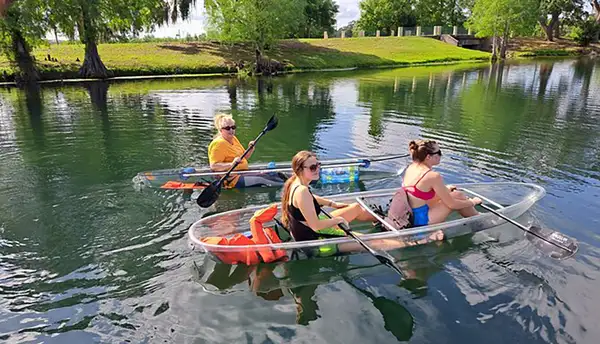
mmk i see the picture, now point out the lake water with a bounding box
[1,59,599,343]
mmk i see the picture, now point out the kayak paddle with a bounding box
[196,114,279,208]
[479,203,578,260]
[321,208,405,278]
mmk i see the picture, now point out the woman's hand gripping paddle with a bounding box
[197,115,279,208]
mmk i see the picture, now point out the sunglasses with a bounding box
[221,125,236,131]
[430,150,442,156]
[305,162,321,172]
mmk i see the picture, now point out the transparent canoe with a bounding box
[188,182,546,263]
[132,154,406,189]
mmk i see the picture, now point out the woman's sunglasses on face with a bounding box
[430,150,442,156]
[221,125,236,131]
[305,162,321,172]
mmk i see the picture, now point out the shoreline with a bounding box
[0,36,596,88]
[0,59,493,87]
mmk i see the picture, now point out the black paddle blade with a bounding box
[196,182,221,208]
[374,253,405,278]
[265,115,278,131]
[525,226,579,260]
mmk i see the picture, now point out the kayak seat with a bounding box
[272,218,294,242]
[365,198,414,231]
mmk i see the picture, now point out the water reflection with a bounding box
[0,59,599,343]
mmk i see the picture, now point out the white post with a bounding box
[323,31,328,39]
[453,26,458,35]
[341,31,345,39]
[398,27,403,36]
[416,26,421,36]
[376,30,380,37]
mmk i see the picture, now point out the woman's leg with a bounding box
[338,237,411,253]
[450,190,479,217]
[238,173,286,187]
[428,190,478,224]
[427,201,454,224]
[330,203,376,223]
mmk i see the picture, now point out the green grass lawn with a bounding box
[0,37,491,81]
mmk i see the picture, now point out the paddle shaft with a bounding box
[321,209,405,278]
[480,203,575,253]
[214,125,269,187]
[362,153,409,163]
[140,153,411,178]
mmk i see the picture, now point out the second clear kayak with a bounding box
[132,153,408,190]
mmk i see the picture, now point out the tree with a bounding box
[593,0,600,23]
[0,0,46,84]
[414,0,467,26]
[204,0,305,73]
[156,0,198,27]
[47,0,192,79]
[299,0,338,38]
[538,0,583,41]
[356,0,417,36]
[467,0,538,60]
[337,20,356,37]
[0,0,14,16]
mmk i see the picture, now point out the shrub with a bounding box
[569,19,600,47]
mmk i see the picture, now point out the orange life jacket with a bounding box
[200,204,288,265]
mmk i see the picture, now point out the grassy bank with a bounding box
[0,37,490,82]
[508,37,600,58]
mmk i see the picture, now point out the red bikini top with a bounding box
[402,170,436,200]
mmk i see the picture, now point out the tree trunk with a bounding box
[539,12,559,41]
[554,18,560,39]
[11,28,39,85]
[593,0,600,23]
[499,21,510,59]
[490,36,497,62]
[78,4,108,78]
[79,41,108,78]
[255,46,262,74]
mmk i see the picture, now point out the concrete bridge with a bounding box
[438,34,490,51]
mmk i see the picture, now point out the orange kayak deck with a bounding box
[160,181,211,190]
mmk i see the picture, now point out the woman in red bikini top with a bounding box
[402,139,482,226]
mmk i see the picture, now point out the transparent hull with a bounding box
[188,182,546,262]
[132,154,405,189]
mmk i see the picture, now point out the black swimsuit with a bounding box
[287,185,323,241]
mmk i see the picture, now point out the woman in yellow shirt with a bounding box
[208,114,285,188]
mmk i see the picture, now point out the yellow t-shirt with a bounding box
[208,135,249,188]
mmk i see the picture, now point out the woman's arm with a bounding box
[210,157,244,171]
[296,187,345,230]
[209,139,248,171]
[245,140,256,159]
[313,194,348,209]
[431,173,479,210]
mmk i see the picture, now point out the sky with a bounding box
[152,0,360,38]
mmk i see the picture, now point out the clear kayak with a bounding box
[132,153,407,190]
[188,182,546,264]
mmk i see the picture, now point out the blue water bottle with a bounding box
[180,167,196,180]
[320,166,360,184]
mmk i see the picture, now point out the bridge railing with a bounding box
[332,26,475,39]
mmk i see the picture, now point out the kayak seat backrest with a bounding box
[272,217,293,242]
[383,189,414,230]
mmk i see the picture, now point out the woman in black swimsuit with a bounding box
[280,151,376,242]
